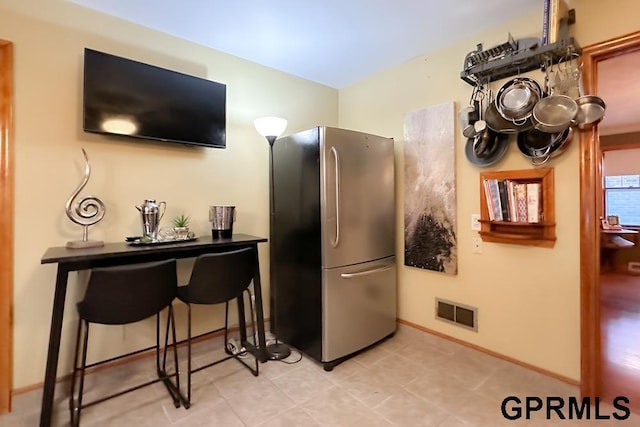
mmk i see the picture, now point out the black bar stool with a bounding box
[69,259,188,426]
[177,247,259,405]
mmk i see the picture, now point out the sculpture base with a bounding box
[66,240,104,249]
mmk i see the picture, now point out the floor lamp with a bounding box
[254,116,291,360]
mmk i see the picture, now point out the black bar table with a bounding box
[39,233,268,427]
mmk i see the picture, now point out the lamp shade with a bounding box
[254,117,288,140]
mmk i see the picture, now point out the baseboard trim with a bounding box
[398,319,579,387]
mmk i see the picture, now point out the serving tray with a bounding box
[127,236,198,246]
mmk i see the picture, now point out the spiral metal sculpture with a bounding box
[65,148,105,246]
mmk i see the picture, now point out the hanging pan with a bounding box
[532,94,578,133]
[532,62,578,134]
[495,77,543,125]
[485,84,533,134]
[574,95,606,130]
[465,131,510,168]
[517,126,573,166]
[458,83,482,138]
[572,70,606,131]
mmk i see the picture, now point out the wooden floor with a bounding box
[600,271,640,412]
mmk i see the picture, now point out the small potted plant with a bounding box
[172,214,190,240]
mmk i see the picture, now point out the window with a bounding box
[604,174,640,226]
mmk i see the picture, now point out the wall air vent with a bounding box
[435,298,478,332]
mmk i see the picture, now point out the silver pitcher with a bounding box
[136,199,166,240]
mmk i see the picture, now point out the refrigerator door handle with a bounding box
[330,146,340,248]
[340,264,393,279]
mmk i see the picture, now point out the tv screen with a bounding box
[83,48,226,148]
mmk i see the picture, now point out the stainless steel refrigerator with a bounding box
[271,126,396,370]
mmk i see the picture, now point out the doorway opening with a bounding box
[599,144,640,407]
[580,31,640,409]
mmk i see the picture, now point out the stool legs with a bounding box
[182,291,259,409]
[68,307,188,426]
[224,293,259,375]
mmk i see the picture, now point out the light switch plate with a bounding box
[471,214,481,231]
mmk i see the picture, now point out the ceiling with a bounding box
[67,0,542,88]
[65,0,638,135]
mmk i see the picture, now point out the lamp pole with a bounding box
[254,117,290,360]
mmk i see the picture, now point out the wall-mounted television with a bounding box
[83,48,226,149]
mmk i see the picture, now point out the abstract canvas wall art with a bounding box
[404,102,457,274]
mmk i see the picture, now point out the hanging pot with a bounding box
[496,77,543,124]
[471,85,507,158]
[517,127,573,166]
[532,94,578,133]
[486,100,534,133]
[485,84,532,134]
[459,103,478,138]
[574,95,606,130]
[459,84,484,138]
[473,127,504,158]
[459,95,481,138]
[465,132,510,168]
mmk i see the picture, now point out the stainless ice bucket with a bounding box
[209,205,235,239]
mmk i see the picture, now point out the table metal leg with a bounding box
[237,295,247,342]
[250,245,269,362]
[39,266,69,427]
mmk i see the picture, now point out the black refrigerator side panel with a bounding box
[272,127,323,361]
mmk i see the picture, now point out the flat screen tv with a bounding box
[83,48,226,149]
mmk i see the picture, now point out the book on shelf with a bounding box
[497,180,510,222]
[483,179,495,221]
[507,180,518,223]
[514,183,528,223]
[483,179,503,222]
[484,178,546,224]
[542,0,551,45]
[526,182,542,223]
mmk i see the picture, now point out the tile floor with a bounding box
[1,324,637,426]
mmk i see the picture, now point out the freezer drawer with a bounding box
[322,257,397,362]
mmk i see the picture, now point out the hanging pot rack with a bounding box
[460,9,580,86]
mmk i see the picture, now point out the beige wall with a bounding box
[3,0,640,391]
[339,0,640,381]
[0,1,338,388]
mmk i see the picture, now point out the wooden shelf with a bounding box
[479,168,556,248]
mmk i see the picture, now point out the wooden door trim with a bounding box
[0,39,14,414]
[580,31,640,400]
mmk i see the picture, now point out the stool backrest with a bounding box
[183,247,255,304]
[77,259,177,324]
